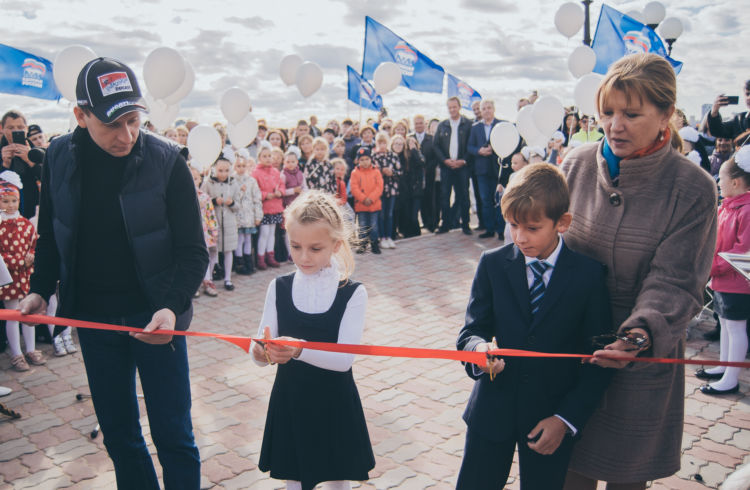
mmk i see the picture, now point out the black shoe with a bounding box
[462,227,473,235]
[478,231,494,239]
[435,227,449,234]
[699,384,739,395]
[703,325,720,341]
[371,240,381,254]
[224,281,235,291]
[243,254,255,275]
[695,368,724,380]
[474,225,486,231]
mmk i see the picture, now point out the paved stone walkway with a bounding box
[1,230,748,489]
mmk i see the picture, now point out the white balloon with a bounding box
[643,1,666,25]
[625,10,645,23]
[568,45,597,78]
[187,125,222,170]
[532,96,565,138]
[516,105,546,145]
[555,2,585,38]
[148,99,180,131]
[373,62,402,95]
[163,59,195,105]
[53,45,97,102]
[279,54,303,86]
[227,114,258,148]
[574,73,604,116]
[220,87,252,125]
[490,122,520,159]
[295,62,323,98]
[143,47,186,99]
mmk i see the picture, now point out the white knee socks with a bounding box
[4,299,34,356]
[710,317,748,390]
[259,224,276,255]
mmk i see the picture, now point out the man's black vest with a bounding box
[45,128,187,319]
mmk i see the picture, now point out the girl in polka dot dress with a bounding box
[0,180,41,371]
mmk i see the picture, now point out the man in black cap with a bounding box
[20,57,208,489]
[26,124,48,148]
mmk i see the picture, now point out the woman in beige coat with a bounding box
[561,54,717,489]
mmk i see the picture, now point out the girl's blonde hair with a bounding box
[284,190,357,281]
[331,157,348,176]
[375,131,390,145]
[312,136,329,152]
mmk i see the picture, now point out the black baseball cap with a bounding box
[76,57,146,124]
[26,124,42,137]
[356,146,372,159]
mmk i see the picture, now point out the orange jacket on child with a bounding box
[350,166,383,212]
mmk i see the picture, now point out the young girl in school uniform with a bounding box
[252,190,375,490]
[699,146,750,395]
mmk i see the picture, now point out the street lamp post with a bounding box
[582,0,593,47]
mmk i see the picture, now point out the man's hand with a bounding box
[527,416,567,455]
[712,94,729,116]
[132,308,175,344]
[478,146,493,156]
[18,293,48,321]
[455,159,467,168]
[1,146,15,167]
[474,342,505,375]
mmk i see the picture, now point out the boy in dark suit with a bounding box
[456,163,613,489]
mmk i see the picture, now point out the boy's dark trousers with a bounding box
[456,427,574,490]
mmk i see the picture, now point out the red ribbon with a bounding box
[3,309,749,368]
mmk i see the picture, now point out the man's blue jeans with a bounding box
[76,310,200,490]
[477,173,500,234]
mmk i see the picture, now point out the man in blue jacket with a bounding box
[20,58,208,489]
[468,100,502,239]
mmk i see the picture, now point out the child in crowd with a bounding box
[500,151,531,243]
[298,134,313,171]
[372,132,400,250]
[305,137,336,195]
[456,164,612,489]
[281,150,308,263]
[252,190,375,490]
[333,158,355,225]
[190,166,220,297]
[233,153,263,275]
[201,157,240,291]
[331,137,348,168]
[350,147,383,255]
[699,146,750,395]
[0,178,42,371]
[253,142,285,269]
[271,147,285,171]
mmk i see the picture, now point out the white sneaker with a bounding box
[53,336,68,356]
[388,238,397,249]
[63,334,78,354]
[0,386,11,397]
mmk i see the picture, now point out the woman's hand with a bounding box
[589,328,650,369]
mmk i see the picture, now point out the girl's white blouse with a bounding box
[253,260,367,372]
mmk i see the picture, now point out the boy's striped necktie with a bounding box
[529,260,550,315]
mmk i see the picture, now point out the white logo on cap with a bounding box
[98,72,133,97]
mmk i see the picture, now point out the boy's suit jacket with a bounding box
[457,241,613,442]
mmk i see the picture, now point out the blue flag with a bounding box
[0,43,60,100]
[347,66,383,111]
[362,16,445,94]
[592,4,682,75]
[446,74,481,110]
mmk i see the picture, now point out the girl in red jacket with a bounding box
[700,146,750,395]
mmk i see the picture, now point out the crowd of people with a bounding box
[0,52,749,489]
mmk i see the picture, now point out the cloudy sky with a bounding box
[1,0,747,134]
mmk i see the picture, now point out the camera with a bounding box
[725,96,739,105]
